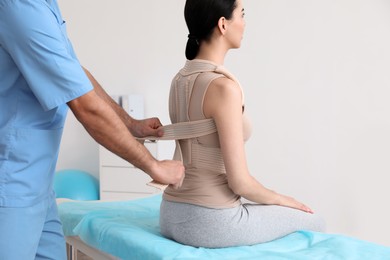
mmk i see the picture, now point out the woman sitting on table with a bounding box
[160,0,326,248]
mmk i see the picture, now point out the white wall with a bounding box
[57,0,390,246]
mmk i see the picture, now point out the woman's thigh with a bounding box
[160,200,325,248]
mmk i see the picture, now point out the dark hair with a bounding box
[184,0,237,60]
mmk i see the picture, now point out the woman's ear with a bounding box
[217,17,227,35]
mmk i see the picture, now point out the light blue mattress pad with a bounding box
[58,195,390,260]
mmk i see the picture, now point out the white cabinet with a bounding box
[99,141,161,200]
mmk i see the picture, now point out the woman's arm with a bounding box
[203,78,313,213]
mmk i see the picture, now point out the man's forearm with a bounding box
[82,67,134,130]
[68,90,156,176]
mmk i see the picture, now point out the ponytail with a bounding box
[185,34,199,60]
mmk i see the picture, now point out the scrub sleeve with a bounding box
[0,0,93,259]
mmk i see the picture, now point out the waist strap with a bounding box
[139,118,226,189]
[139,118,217,141]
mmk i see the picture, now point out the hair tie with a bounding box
[188,34,199,45]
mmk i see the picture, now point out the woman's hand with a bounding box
[275,193,314,214]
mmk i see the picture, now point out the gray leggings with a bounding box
[160,199,326,248]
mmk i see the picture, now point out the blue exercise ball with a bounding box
[54,169,99,200]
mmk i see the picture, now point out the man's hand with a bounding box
[130,117,164,138]
[150,160,185,189]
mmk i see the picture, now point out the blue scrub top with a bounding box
[0,0,93,207]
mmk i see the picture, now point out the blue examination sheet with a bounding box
[58,195,390,260]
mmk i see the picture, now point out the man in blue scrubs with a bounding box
[0,0,184,259]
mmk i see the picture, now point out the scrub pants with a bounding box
[0,193,67,260]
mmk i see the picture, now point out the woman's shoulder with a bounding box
[207,76,242,98]
[203,75,243,117]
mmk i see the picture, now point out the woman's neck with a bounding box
[196,41,228,65]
